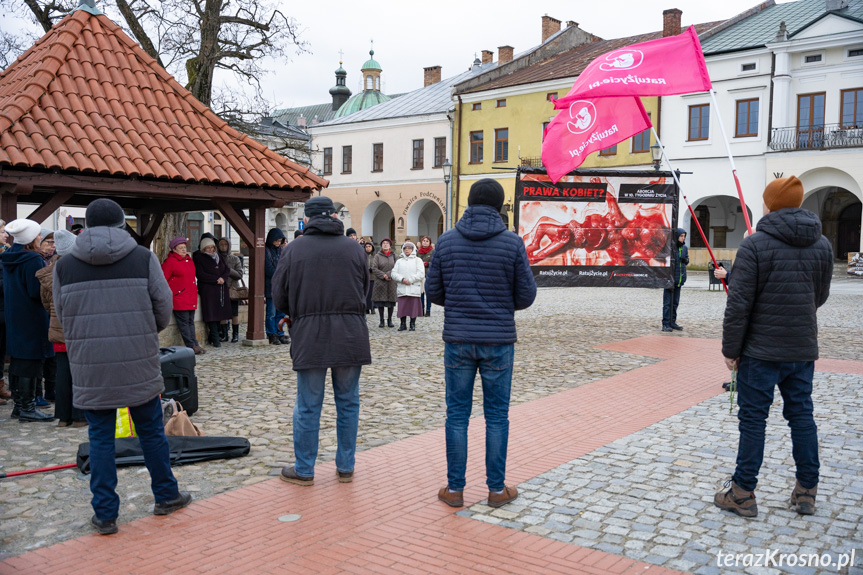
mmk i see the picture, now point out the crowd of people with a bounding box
[0,173,836,535]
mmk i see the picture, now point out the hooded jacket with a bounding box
[671,228,689,287]
[53,227,173,410]
[265,227,286,298]
[1,244,53,359]
[272,215,370,370]
[722,208,833,362]
[425,205,537,344]
[391,247,425,298]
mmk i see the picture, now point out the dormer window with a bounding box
[741,63,756,72]
[850,48,863,58]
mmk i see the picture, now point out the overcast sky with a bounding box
[2,0,789,110]
[260,0,789,111]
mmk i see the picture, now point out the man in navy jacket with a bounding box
[426,179,537,509]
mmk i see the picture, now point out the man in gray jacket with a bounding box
[54,199,191,535]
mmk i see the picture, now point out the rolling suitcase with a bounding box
[159,346,199,415]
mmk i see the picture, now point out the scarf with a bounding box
[381,250,391,257]
[208,251,219,263]
[418,245,433,255]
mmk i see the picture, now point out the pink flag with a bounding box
[542,96,652,183]
[554,27,711,109]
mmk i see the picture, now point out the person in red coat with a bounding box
[161,237,203,355]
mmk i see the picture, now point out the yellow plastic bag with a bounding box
[115,407,137,438]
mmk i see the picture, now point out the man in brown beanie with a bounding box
[715,176,833,518]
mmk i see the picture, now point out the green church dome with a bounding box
[334,90,391,118]
[361,49,382,71]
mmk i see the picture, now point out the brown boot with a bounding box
[791,481,817,515]
[488,486,518,508]
[0,378,11,400]
[714,480,757,517]
[437,486,464,507]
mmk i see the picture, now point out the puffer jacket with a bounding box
[391,249,425,298]
[722,208,833,362]
[672,228,689,287]
[1,244,53,360]
[36,257,64,343]
[54,227,173,410]
[426,205,537,344]
[265,227,285,298]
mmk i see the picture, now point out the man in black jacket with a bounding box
[272,196,371,486]
[715,176,833,518]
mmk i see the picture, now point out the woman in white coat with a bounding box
[390,241,425,331]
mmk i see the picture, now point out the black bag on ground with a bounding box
[159,346,198,415]
[76,436,251,474]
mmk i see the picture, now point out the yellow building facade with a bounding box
[451,83,658,226]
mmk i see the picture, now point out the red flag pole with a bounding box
[651,127,728,295]
[708,89,754,235]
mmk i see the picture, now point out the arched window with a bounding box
[365,75,373,90]
[375,77,380,90]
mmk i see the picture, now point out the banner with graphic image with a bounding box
[516,168,679,288]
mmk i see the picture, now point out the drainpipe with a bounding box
[454,95,464,229]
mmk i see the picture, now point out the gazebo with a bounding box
[0,2,327,343]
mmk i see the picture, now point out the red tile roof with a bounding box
[457,23,723,95]
[0,9,327,192]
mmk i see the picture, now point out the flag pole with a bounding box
[651,127,728,295]
[708,89,754,235]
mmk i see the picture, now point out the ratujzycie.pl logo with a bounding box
[598,49,644,71]
[567,101,597,135]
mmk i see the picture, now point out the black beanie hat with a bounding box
[86,198,126,228]
[305,196,336,217]
[346,228,357,237]
[468,179,505,211]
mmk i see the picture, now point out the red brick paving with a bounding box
[3,336,859,575]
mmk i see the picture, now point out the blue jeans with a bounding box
[293,366,362,477]
[265,297,285,336]
[84,396,180,521]
[662,286,681,327]
[732,356,819,491]
[444,343,514,492]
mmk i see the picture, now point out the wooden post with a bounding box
[0,189,18,224]
[245,206,267,344]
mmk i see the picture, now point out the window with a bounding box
[688,104,710,141]
[496,99,506,108]
[546,92,558,102]
[322,147,332,175]
[804,54,822,63]
[365,76,373,90]
[342,145,352,173]
[372,143,383,172]
[797,93,825,149]
[741,63,756,72]
[412,139,424,169]
[433,137,446,167]
[213,224,222,238]
[599,144,617,156]
[494,128,508,162]
[841,88,863,128]
[469,131,483,164]
[735,99,759,137]
[472,102,481,111]
[632,115,651,153]
[850,49,863,58]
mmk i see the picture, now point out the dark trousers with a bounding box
[84,395,180,521]
[54,352,84,423]
[662,286,681,327]
[366,281,375,312]
[173,310,198,348]
[37,355,57,399]
[420,293,433,315]
[732,356,819,491]
[0,322,6,379]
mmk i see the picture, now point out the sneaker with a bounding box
[153,491,192,516]
[278,335,291,345]
[790,481,817,515]
[35,395,51,407]
[670,323,684,331]
[714,480,757,517]
[437,486,464,507]
[280,466,314,486]
[91,515,118,535]
[487,486,518,508]
[337,470,354,483]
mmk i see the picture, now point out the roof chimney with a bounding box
[663,8,682,37]
[423,65,442,87]
[542,14,562,43]
[481,50,494,65]
[498,45,514,65]
[296,114,306,128]
[566,21,579,28]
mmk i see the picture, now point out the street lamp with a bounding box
[442,159,452,231]
[442,159,452,184]
[650,143,663,171]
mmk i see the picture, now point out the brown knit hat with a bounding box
[763,176,804,212]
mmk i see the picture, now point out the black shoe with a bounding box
[279,335,291,345]
[388,320,395,328]
[269,334,281,345]
[91,515,118,535]
[424,312,431,317]
[379,320,385,328]
[722,381,731,391]
[670,323,683,331]
[661,326,673,332]
[398,319,407,331]
[409,319,416,331]
[17,378,54,422]
[219,324,229,342]
[231,326,239,343]
[154,491,192,516]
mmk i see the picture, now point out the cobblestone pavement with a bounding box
[461,371,863,575]
[1,280,860,558]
